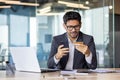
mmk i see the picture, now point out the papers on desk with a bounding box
[89,69,116,73]
[61,68,120,75]
[77,69,119,73]
[60,70,88,76]
[60,70,77,75]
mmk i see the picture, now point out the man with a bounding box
[47,11,97,70]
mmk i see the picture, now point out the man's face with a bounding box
[64,20,81,39]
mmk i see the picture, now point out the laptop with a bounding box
[10,47,59,73]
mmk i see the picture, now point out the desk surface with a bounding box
[0,68,120,80]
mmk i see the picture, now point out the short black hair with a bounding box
[63,11,81,24]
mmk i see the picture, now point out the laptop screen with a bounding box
[10,47,41,72]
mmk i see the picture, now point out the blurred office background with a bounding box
[0,0,120,70]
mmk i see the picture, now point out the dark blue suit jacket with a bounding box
[47,31,97,70]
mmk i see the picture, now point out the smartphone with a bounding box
[59,41,68,48]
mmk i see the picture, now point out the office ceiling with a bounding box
[0,0,107,7]
[0,0,113,11]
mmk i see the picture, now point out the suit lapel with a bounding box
[60,33,69,69]
[76,32,83,42]
[73,32,83,69]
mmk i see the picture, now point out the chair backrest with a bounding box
[0,44,2,54]
[0,49,6,61]
[0,44,1,50]
[1,49,6,56]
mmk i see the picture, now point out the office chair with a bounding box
[0,49,7,70]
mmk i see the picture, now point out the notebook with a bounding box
[10,47,59,73]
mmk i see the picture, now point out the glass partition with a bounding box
[0,0,115,70]
[36,0,115,68]
[0,1,37,69]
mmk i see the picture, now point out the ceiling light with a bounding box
[37,12,64,16]
[58,0,90,9]
[37,6,51,14]
[109,5,113,9]
[0,0,20,3]
[0,5,11,8]
[6,1,39,6]
[0,0,39,6]
[85,1,89,5]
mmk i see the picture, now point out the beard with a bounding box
[69,31,79,38]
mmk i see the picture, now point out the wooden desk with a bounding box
[0,68,120,80]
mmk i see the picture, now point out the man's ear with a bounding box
[80,22,82,28]
[63,23,67,30]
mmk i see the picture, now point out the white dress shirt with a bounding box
[65,38,74,70]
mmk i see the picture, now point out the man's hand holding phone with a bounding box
[55,45,69,60]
